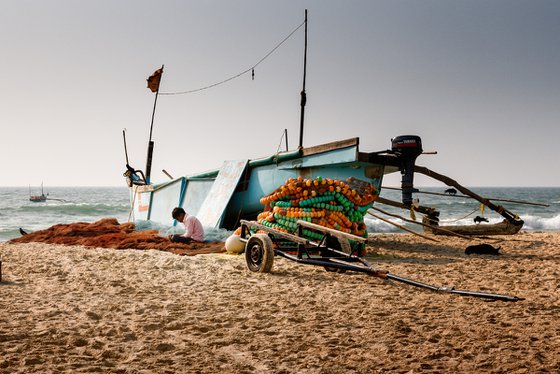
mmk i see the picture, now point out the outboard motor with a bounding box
[391,135,423,206]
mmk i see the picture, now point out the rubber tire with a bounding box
[245,234,274,273]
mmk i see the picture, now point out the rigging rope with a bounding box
[439,208,479,223]
[159,20,306,96]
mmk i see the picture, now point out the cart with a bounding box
[239,219,523,302]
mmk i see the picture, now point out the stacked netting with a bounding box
[257,176,378,241]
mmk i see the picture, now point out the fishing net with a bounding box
[254,176,378,240]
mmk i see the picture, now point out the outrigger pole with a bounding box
[298,9,308,149]
[414,165,523,224]
[145,65,164,184]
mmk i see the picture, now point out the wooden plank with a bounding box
[296,220,367,243]
[240,220,309,244]
[301,138,359,156]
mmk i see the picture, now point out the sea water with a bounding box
[0,186,558,242]
[368,187,560,233]
[0,187,130,242]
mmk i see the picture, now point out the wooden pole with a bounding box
[367,211,439,242]
[145,64,164,184]
[298,9,308,149]
[414,165,523,224]
[369,206,472,240]
[381,185,549,207]
[122,129,130,165]
[162,169,174,180]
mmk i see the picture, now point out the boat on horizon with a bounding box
[29,183,48,202]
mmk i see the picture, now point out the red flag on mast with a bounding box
[147,68,163,93]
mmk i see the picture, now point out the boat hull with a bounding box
[422,217,523,236]
[129,138,394,230]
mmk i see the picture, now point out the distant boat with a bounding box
[29,183,48,202]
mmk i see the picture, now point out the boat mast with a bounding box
[298,9,308,149]
[145,65,164,184]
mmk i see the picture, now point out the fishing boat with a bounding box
[29,183,48,202]
[125,11,526,236]
[125,130,526,236]
[127,137,401,230]
[422,218,523,236]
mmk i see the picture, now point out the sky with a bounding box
[2,0,559,188]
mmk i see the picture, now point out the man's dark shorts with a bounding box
[170,234,196,244]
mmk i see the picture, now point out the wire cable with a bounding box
[160,20,305,96]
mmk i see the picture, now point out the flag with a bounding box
[147,68,163,93]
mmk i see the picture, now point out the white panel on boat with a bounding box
[196,160,248,228]
[181,179,215,217]
[130,185,152,221]
[149,178,184,225]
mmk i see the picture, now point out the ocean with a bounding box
[368,187,560,234]
[0,186,559,242]
[0,187,131,242]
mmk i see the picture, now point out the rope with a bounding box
[439,208,479,223]
[159,20,305,96]
[128,187,137,223]
[275,130,287,154]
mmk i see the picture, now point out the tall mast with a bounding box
[298,9,308,149]
[145,65,164,184]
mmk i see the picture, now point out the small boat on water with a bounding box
[29,183,48,202]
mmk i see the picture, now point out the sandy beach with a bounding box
[1,231,558,373]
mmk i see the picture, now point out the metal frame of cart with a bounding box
[238,219,524,302]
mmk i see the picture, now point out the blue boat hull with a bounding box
[129,138,397,230]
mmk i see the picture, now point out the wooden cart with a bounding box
[238,219,523,302]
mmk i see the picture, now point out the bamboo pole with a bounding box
[298,9,308,149]
[414,166,523,223]
[381,186,549,207]
[369,206,472,240]
[367,211,439,242]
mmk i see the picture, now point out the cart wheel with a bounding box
[245,234,274,273]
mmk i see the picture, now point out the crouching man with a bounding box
[169,207,205,243]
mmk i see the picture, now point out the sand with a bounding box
[0,232,558,373]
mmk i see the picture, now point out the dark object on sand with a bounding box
[465,244,501,255]
[19,228,28,236]
[444,188,457,195]
[474,216,489,224]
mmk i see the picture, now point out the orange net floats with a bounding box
[256,176,378,240]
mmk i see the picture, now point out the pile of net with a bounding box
[9,218,225,256]
[256,176,378,241]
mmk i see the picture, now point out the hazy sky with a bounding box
[2,0,559,187]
